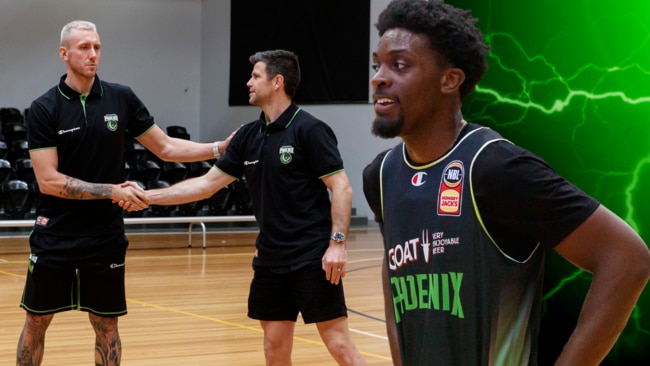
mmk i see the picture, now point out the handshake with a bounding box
[110,155,227,213]
[112,181,153,212]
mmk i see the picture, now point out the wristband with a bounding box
[213,141,221,159]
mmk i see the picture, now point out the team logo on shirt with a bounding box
[104,114,118,131]
[437,160,464,216]
[279,145,294,164]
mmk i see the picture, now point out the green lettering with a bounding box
[428,273,439,310]
[450,272,464,318]
[416,274,429,309]
[405,275,418,311]
[442,273,450,311]
[390,272,464,322]
[391,277,406,323]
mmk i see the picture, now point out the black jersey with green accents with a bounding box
[27,74,155,237]
[364,123,600,365]
[216,103,345,267]
[378,125,544,365]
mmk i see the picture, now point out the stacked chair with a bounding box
[0,107,35,220]
[0,113,252,221]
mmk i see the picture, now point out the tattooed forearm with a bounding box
[61,176,112,200]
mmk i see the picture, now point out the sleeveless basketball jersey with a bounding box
[380,126,543,365]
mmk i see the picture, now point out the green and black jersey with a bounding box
[216,103,345,268]
[363,124,599,365]
[27,74,155,237]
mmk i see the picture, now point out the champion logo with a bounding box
[58,127,81,135]
[411,172,427,186]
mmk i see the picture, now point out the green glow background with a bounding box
[448,0,650,364]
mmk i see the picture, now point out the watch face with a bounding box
[332,232,346,242]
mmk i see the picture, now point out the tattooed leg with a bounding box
[89,313,121,366]
[16,312,54,366]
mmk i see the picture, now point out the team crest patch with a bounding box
[279,145,294,164]
[104,114,119,131]
[437,160,464,216]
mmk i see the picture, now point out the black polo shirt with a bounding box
[216,103,345,267]
[27,74,155,237]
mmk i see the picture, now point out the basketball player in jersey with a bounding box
[363,1,650,365]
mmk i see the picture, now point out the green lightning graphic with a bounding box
[449,0,650,363]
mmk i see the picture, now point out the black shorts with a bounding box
[247,261,348,324]
[20,231,129,316]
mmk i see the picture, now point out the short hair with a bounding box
[376,0,490,100]
[60,20,97,47]
[249,50,301,99]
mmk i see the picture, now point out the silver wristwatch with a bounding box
[330,232,346,243]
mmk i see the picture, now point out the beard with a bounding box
[371,115,403,139]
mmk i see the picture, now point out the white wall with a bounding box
[0,0,397,221]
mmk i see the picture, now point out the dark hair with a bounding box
[249,50,301,98]
[376,0,490,100]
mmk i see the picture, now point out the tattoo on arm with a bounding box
[61,177,112,200]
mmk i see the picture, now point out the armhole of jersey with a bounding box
[469,138,540,264]
[378,149,393,223]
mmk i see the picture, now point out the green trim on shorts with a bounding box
[20,304,76,314]
[79,307,128,316]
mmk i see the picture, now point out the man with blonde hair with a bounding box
[16,20,233,365]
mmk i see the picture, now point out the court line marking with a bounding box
[0,269,24,278]
[126,297,391,360]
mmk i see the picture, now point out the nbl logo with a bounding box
[438,160,464,216]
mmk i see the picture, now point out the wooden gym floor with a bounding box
[0,227,392,365]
